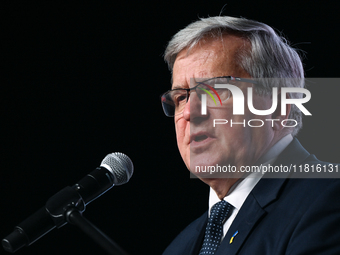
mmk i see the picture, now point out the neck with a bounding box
[201,178,241,199]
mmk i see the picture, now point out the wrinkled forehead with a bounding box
[171,35,251,89]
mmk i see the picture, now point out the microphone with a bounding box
[2,152,133,253]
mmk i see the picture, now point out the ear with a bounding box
[271,92,291,131]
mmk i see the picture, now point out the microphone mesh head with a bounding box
[100,152,133,185]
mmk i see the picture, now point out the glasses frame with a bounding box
[161,76,258,117]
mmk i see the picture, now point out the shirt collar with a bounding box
[208,134,293,213]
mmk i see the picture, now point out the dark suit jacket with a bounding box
[163,139,340,255]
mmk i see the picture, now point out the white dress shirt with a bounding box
[208,134,293,239]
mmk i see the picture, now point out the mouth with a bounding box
[190,132,214,144]
[194,134,208,142]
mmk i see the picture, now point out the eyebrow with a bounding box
[171,85,187,90]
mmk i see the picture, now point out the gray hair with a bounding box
[164,16,305,136]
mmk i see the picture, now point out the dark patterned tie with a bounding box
[199,200,232,255]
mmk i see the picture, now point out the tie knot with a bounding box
[209,200,231,224]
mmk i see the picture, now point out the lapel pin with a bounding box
[229,230,239,244]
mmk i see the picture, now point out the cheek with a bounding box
[175,118,187,144]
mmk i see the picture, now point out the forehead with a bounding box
[172,35,250,88]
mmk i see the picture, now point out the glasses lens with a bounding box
[162,77,251,116]
[161,89,188,117]
[197,78,231,106]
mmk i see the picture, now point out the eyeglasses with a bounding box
[160,76,257,117]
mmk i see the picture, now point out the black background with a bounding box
[1,1,339,255]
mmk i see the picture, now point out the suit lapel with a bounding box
[187,214,208,255]
[264,138,310,179]
[215,192,266,255]
[215,138,311,255]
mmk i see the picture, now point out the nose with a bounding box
[182,98,191,121]
[183,92,208,122]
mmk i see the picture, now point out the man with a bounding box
[160,16,340,254]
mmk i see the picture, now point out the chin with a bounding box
[189,167,238,179]
[190,152,224,167]
[189,158,226,179]
[190,150,246,179]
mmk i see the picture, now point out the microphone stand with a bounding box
[3,159,133,255]
[2,186,129,254]
[49,186,129,255]
[65,208,129,255]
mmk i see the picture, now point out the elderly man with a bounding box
[160,16,340,255]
